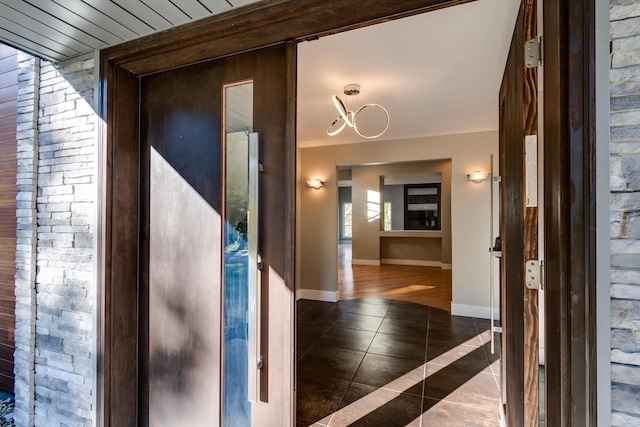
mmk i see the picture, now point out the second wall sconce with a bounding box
[306,179,324,189]
[467,171,490,183]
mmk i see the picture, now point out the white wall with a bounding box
[297,131,499,318]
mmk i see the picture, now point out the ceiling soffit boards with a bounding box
[0,0,475,68]
[0,0,258,63]
[102,1,479,75]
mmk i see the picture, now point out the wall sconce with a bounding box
[306,179,324,189]
[467,171,490,183]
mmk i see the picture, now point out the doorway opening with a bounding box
[294,0,531,425]
[100,0,597,424]
[334,163,453,311]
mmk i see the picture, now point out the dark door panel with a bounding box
[499,0,539,425]
[138,45,291,426]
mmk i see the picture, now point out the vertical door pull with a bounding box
[248,132,261,403]
[489,154,497,355]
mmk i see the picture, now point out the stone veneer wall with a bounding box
[14,51,39,427]
[610,1,640,425]
[14,54,96,427]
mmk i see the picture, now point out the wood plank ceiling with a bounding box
[0,0,259,63]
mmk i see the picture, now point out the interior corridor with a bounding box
[338,244,452,311]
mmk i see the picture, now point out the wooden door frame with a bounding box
[543,0,597,425]
[97,0,597,425]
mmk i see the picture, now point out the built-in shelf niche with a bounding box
[404,183,441,231]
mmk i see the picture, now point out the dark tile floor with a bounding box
[296,299,502,427]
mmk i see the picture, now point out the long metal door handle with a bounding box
[248,132,261,403]
[489,154,495,355]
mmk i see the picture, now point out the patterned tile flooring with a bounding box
[296,298,502,427]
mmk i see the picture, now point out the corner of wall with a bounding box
[13,51,40,427]
[14,55,98,427]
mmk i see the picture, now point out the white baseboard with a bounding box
[351,259,381,266]
[380,259,441,267]
[451,303,500,320]
[296,289,340,303]
[352,259,451,269]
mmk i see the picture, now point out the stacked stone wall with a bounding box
[610,1,640,425]
[14,55,96,427]
[33,58,95,427]
[14,52,39,427]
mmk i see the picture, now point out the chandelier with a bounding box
[327,84,390,139]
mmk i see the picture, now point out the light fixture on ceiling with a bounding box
[306,179,324,189]
[467,171,490,183]
[327,84,389,139]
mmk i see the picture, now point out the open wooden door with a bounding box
[104,42,297,426]
[136,45,294,426]
[499,0,539,425]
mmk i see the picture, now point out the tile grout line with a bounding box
[424,316,503,422]
[473,317,502,422]
[296,300,356,361]
[422,396,503,414]
[298,299,500,426]
[475,317,503,423]
[298,299,358,426]
[476,317,503,395]
[419,308,431,427]
[327,300,390,426]
[333,300,429,425]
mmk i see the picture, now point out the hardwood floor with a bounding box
[338,244,452,311]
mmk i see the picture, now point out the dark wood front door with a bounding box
[129,45,292,426]
[499,0,539,426]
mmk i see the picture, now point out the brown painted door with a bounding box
[0,44,17,393]
[499,0,539,426]
[139,45,293,426]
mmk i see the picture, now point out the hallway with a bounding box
[296,298,501,426]
[338,244,452,311]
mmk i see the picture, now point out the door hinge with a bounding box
[525,259,544,290]
[525,36,543,68]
